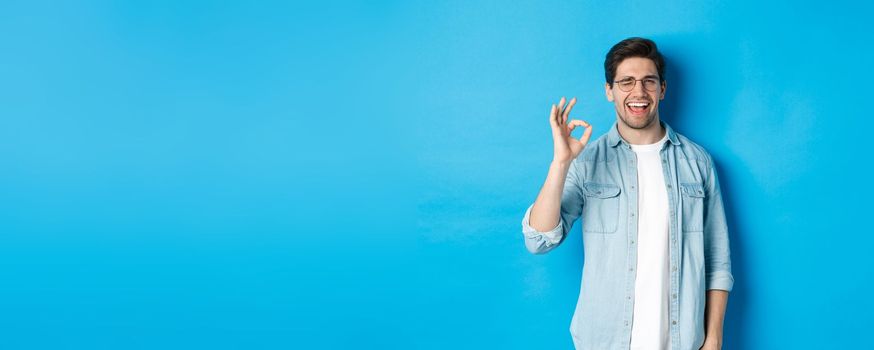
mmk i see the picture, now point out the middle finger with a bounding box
[562,97,577,124]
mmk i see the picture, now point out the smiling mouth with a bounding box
[625,101,650,115]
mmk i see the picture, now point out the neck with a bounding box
[617,116,666,145]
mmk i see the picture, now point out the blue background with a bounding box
[1,1,870,349]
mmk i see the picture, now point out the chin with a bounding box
[620,113,656,130]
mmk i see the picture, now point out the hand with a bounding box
[549,96,593,164]
[699,340,721,350]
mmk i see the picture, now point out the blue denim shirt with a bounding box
[521,121,734,350]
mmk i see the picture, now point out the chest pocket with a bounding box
[582,182,621,233]
[680,183,705,232]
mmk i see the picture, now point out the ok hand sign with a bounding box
[550,97,593,163]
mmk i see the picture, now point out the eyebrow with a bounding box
[618,74,660,80]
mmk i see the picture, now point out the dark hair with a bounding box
[604,37,665,87]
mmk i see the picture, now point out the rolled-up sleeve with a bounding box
[521,160,585,255]
[703,157,734,292]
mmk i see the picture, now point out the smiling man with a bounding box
[521,37,733,350]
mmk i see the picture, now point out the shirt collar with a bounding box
[607,120,681,148]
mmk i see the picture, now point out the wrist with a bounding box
[550,159,571,169]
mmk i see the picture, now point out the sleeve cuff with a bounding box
[706,270,734,292]
[521,204,563,245]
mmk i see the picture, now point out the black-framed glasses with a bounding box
[613,77,661,92]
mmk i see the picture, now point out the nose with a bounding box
[632,79,647,94]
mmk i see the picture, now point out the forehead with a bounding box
[615,57,658,78]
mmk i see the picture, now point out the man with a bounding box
[520,37,733,350]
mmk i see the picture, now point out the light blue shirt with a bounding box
[521,121,734,350]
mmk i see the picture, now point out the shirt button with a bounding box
[672,266,677,271]
[630,213,635,217]
[672,293,677,299]
[629,267,634,271]
[666,184,672,189]
[630,240,635,244]
[672,320,677,325]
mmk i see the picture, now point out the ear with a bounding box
[659,80,667,100]
[605,82,614,102]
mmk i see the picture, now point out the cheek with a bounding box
[611,91,624,103]
[615,100,626,112]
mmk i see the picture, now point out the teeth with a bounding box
[627,102,649,107]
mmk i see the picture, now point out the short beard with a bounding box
[618,109,657,130]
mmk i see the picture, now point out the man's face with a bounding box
[605,57,666,130]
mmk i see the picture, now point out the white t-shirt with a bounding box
[629,132,672,350]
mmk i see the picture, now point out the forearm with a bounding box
[528,161,571,232]
[703,289,729,345]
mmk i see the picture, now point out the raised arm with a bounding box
[521,97,593,254]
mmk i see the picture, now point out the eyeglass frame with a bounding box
[611,76,663,92]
